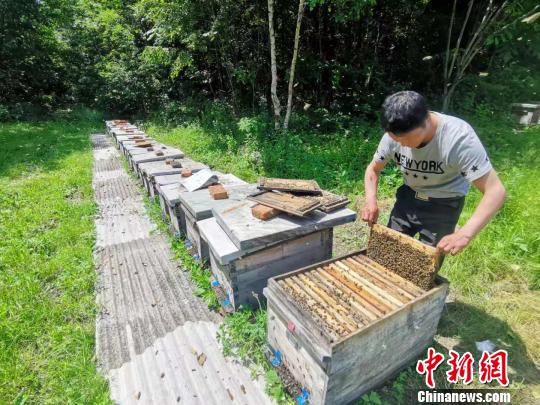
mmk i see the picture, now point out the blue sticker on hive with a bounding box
[296,388,309,405]
[211,280,220,287]
[223,298,231,306]
[271,350,282,367]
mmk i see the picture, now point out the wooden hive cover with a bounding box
[276,252,425,342]
[305,190,350,212]
[367,224,440,290]
[258,177,322,194]
[248,190,321,217]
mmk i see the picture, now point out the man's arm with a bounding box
[361,160,386,226]
[437,169,506,255]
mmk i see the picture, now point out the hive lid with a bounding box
[213,202,356,250]
[247,190,321,217]
[258,177,322,194]
[180,184,258,220]
[367,224,440,290]
[139,161,183,178]
[131,149,184,164]
[158,183,188,205]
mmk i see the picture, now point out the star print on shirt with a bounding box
[461,171,467,177]
[405,171,409,176]
[471,165,479,172]
[413,173,418,178]
[379,155,385,161]
[423,175,428,180]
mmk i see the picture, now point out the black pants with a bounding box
[388,185,465,247]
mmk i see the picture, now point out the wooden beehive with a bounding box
[207,228,334,309]
[265,251,448,405]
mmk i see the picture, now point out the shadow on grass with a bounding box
[437,301,540,387]
[0,113,101,179]
[372,299,539,404]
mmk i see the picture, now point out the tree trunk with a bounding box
[267,0,281,130]
[283,0,306,130]
[442,0,511,111]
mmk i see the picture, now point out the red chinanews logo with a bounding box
[416,348,509,388]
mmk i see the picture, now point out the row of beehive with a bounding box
[105,120,448,404]
[105,120,356,311]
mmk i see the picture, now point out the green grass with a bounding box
[0,110,111,404]
[146,108,540,402]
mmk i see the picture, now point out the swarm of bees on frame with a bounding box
[367,227,437,290]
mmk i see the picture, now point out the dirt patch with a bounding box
[65,187,85,203]
[333,196,394,257]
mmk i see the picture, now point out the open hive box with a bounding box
[264,224,448,404]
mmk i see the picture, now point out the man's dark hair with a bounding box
[381,91,429,135]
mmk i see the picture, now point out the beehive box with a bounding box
[198,206,356,310]
[156,174,247,239]
[143,158,209,198]
[179,182,255,261]
[199,216,334,309]
[265,250,448,404]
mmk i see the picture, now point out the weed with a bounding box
[0,110,110,403]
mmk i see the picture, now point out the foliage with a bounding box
[1,0,537,117]
[0,110,110,403]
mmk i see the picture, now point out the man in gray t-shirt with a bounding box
[362,91,506,255]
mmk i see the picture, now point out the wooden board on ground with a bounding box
[247,190,321,217]
[367,224,440,290]
[213,202,356,251]
[258,177,322,194]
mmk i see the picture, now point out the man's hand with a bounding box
[361,200,379,226]
[437,231,472,255]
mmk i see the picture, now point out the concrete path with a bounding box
[91,134,272,404]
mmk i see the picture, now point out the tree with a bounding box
[442,0,539,111]
[267,0,282,129]
[283,0,306,129]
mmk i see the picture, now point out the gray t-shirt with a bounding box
[374,112,492,198]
